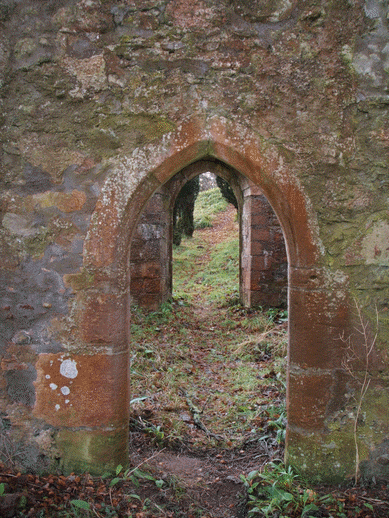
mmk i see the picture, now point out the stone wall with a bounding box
[241,185,287,308]
[130,189,171,310]
[0,0,388,481]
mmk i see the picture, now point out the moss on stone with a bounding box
[23,229,51,259]
[286,429,356,483]
[63,270,95,292]
[56,427,129,475]
[85,113,175,157]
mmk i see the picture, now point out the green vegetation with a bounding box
[130,297,287,449]
[173,234,239,304]
[172,187,239,304]
[241,461,375,518]
[193,187,229,229]
[242,463,321,518]
[130,193,287,450]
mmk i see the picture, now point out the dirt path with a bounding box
[197,204,239,246]
[187,204,239,317]
[128,437,268,518]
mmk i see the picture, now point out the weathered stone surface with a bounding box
[4,364,37,408]
[56,426,128,475]
[33,352,128,428]
[289,289,350,369]
[288,372,335,431]
[130,190,171,309]
[286,427,356,483]
[0,0,388,482]
[229,0,298,23]
[241,191,287,307]
[79,292,126,346]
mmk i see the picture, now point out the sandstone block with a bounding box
[80,292,126,345]
[56,426,128,475]
[34,352,128,428]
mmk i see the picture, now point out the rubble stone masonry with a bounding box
[1,0,389,482]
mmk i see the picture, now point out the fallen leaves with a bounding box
[0,464,173,517]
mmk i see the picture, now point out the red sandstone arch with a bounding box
[84,117,321,269]
[35,117,351,478]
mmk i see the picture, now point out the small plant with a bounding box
[241,463,320,518]
[266,307,288,323]
[144,423,165,445]
[165,474,187,501]
[128,467,163,488]
[319,493,347,518]
[70,499,91,516]
[340,299,378,483]
[111,463,165,491]
[267,404,287,444]
[241,462,368,518]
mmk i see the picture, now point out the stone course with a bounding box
[0,0,389,482]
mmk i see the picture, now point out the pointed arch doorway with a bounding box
[42,118,351,481]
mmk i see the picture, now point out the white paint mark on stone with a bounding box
[55,404,60,411]
[45,374,51,379]
[49,383,57,390]
[61,386,70,396]
[60,359,78,379]
[65,399,70,404]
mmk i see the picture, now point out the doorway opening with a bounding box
[129,159,287,311]
[172,172,240,307]
[128,161,289,514]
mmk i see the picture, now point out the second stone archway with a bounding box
[130,159,288,310]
